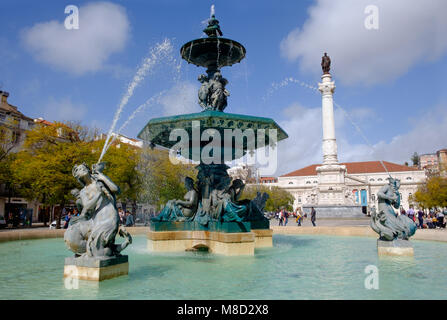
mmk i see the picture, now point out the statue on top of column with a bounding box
[321,52,331,74]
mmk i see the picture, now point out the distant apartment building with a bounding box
[0,91,39,220]
[260,177,278,184]
[419,149,447,177]
[419,153,438,169]
[437,149,447,176]
[0,91,35,152]
[227,163,256,183]
[97,132,143,148]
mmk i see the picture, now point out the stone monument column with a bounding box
[315,53,347,209]
[318,72,338,165]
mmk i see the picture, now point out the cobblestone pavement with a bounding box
[269,217,371,227]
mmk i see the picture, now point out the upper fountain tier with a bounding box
[180,15,246,70]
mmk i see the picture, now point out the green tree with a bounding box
[100,141,143,213]
[412,176,447,209]
[11,122,97,227]
[11,122,146,227]
[138,148,197,210]
[240,185,294,212]
[411,152,419,167]
[0,119,19,189]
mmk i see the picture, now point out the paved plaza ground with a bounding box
[269,217,370,227]
[1,218,447,243]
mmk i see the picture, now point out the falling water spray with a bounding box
[98,39,174,163]
[105,91,167,151]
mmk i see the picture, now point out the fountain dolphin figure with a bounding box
[370,177,417,241]
[64,163,132,258]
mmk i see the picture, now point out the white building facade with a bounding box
[274,161,426,213]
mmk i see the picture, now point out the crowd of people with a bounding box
[59,207,137,229]
[4,208,33,229]
[118,208,136,227]
[274,207,317,227]
[399,206,446,229]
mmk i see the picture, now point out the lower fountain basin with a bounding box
[1,234,447,299]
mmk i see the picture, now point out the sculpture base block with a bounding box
[148,221,272,255]
[252,228,273,248]
[302,205,365,218]
[147,230,255,256]
[147,229,274,255]
[377,239,414,257]
[64,255,129,281]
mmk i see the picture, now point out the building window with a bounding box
[306,181,311,184]
[298,198,301,203]
[378,178,383,181]
[371,194,376,202]
[406,177,412,180]
[11,131,20,143]
[288,182,293,185]
[369,178,375,182]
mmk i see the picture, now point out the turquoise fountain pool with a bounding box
[1,234,446,299]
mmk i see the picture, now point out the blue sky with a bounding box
[0,0,446,175]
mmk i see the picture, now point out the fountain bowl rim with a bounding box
[180,37,246,68]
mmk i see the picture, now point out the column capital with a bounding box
[318,74,335,95]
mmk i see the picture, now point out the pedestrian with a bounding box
[400,207,406,216]
[278,209,283,226]
[64,211,72,229]
[118,208,125,225]
[125,210,135,227]
[427,216,436,229]
[7,212,13,228]
[417,209,424,229]
[311,207,316,227]
[20,208,27,227]
[407,206,415,222]
[284,210,289,226]
[437,210,445,228]
[296,210,302,226]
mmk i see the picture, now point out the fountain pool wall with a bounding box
[1,234,447,299]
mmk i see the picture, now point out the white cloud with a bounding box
[43,97,87,121]
[275,101,447,175]
[21,2,130,75]
[159,82,200,116]
[276,104,323,174]
[280,0,447,85]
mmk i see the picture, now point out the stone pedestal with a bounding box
[377,239,414,256]
[302,205,365,218]
[64,255,129,281]
[252,229,273,247]
[147,230,255,256]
